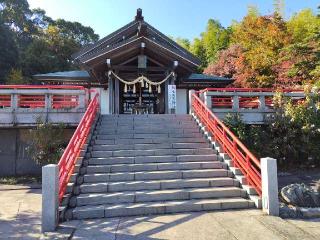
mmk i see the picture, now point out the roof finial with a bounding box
[135,8,144,21]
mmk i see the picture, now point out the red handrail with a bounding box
[57,93,99,202]
[192,93,262,196]
[0,85,84,90]
[200,87,304,93]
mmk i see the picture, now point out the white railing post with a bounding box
[258,95,266,111]
[78,92,86,110]
[188,90,195,114]
[204,92,212,109]
[232,95,239,110]
[42,164,59,232]
[261,157,279,216]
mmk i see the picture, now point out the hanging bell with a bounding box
[157,85,161,93]
[149,84,152,93]
[124,84,128,93]
[133,84,136,94]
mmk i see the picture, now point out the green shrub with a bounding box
[223,84,320,169]
[26,120,66,165]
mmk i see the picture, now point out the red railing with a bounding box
[192,93,262,196]
[52,95,79,109]
[57,93,99,202]
[0,85,84,90]
[18,95,45,108]
[0,85,87,110]
[200,87,304,93]
[0,95,11,108]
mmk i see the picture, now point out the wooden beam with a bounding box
[113,65,167,72]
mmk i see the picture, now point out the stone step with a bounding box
[80,177,239,193]
[86,161,227,173]
[95,132,204,139]
[93,132,204,141]
[100,114,192,120]
[93,137,207,145]
[88,154,219,165]
[90,148,214,158]
[97,123,196,129]
[92,143,210,151]
[99,121,195,126]
[96,128,200,134]
[83,169,230,183]
[70,197,255,219]
[75,187,246,206]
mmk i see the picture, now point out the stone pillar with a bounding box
[232,95,239,110]
[261,157,279,216]
[258,95,266,111]
[204,92,212,110]
[188,90,195,114]
[42,164,59,232]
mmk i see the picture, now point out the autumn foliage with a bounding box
[203,9,320,88]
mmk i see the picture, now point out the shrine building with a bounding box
[34,9,233,115]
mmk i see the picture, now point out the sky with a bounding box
[28,0,319,40]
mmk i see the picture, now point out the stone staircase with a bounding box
[66,114,255,220]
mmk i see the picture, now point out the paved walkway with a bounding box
[1,187,320,239]
[0,187,42,239]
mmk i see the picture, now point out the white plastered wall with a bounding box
[91,88,109,114]
[176,89,187,114]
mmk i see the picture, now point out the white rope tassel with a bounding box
[124,84,128,93]
[149,84,152,93]
[146,82,148,88]
[133,84,136,94]
[157,85,161,93]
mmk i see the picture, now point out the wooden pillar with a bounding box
[164,76,169,114]
[108,75,114,114]
[114,73,120,114]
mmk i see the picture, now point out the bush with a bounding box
[26,120,66,165]
[223,84,320,169]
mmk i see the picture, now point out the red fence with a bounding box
[58,93,99,202]
[0,85,84,90]
[0,95,11,108]
[192,93,262,196]
[52,95,79,109]
[0,85,86,109]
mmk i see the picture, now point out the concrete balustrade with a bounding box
[0,88,87,126]
[201,90,305,124]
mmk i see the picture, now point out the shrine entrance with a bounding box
[119,81,165,114]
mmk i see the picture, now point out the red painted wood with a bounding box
[57,93,99,202]
[192,93,262,196]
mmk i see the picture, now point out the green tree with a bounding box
[231,11,290,87]
[6,68,26,84]
[175,37,191,51]
[190,38,207,71]
[0,16,18,82]
[202,19,231,64]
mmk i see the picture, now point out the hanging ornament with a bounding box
[149,84,152,93]
[140,79,144,88]
[124,84,128,93]
[157,85,161,93]
[133,84,136,94]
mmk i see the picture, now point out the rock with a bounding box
[280,183,320,208]
[279,202,301,218]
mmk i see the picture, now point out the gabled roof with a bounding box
[73,9,201,67]
[34,70,91,80]
[186,73,232,82]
